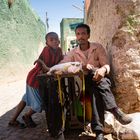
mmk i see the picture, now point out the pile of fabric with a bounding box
[47,62,82,75]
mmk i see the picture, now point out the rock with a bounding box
[85,0,140,112]
[105,111,140,140]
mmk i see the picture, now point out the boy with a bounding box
[8,32,63,128]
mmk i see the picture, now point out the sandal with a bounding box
[8,120,26,129]
[22,115,37,128]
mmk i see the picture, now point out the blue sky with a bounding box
[29,0,84,36]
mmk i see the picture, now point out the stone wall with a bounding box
[0,0,46,83]
[86,0,140,112]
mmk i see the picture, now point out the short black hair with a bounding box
[75,23,90,34]
[45,32,58,40]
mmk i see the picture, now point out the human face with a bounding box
[46,35,60,49]
[75,27,90,46]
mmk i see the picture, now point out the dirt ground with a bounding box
[0,76,113,140]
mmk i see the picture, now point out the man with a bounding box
[60,24,132,140]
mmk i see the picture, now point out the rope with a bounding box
[81,72,86,130]
[57,74,65,130]
[57,72,86,131]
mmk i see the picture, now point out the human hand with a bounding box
[86,64,98,76]
[92,67,106,82]
[86,64,94,70]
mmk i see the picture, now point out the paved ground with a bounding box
[0,79,113,140]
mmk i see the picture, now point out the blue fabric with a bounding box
[22,85,41,112]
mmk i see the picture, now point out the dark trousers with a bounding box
[85,75,117,132]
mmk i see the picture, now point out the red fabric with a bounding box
[26,46,63,88]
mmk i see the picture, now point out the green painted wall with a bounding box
[0,0,46,82]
